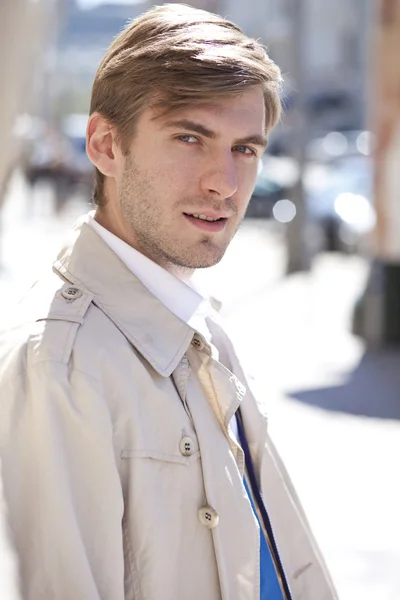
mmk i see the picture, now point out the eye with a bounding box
[233,145,257,156]
[177,135,199,144]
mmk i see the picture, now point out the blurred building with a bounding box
[224,0,372,131]
[51,0,145,117]
[0,0,58,202]
[355,0,400,345]
[169,0,221,9]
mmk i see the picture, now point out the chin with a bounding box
[189,250,226,269]
[166,240,228,270]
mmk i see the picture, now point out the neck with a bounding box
[94,207,196,283]
[167,264,196,284]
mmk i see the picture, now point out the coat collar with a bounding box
[53,216,197,377]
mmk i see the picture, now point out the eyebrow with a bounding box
[163,119,268,149]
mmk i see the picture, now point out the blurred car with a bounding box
[61,113,93,193]
[267,127,374,162]
[306,130,374,163]
[260,155,375,253]
[246,167,289,218]
[23,113,93,211]
[305,156,375,252]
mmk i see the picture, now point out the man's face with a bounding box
[111,87,266,271]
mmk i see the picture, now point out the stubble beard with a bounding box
[119,155,242,270]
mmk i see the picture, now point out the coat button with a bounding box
[198,506,219,529]
[191,334,204,350]
[179,436,195,456]
[61,286,83,301]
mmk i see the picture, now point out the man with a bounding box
[0,4,337,599]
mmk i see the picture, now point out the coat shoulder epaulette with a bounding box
[2,273,94,369]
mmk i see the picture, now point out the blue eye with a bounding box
[178,135,198,143]
[234,145,255,155]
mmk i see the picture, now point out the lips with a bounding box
[183,213,228,232]
[184,211,229,220]
[187,213,222,222]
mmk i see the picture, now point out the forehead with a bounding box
[146,87,266,135]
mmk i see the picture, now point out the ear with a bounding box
[86,113,121,177]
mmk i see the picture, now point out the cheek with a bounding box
[156,159,197,193]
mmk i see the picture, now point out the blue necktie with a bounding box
[236,410,291,600]
[243,477,285,599]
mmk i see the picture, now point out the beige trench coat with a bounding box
[0,218,337,600]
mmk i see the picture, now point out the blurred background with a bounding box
[1,0,400,598]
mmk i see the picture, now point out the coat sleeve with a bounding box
[0,461,21,600]
[0,360,125,600]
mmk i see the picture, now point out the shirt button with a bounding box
[191,334,204,350]
[61,286,83,301]
[179,436,195,456]
[198,506,219,529]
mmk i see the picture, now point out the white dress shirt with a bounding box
[87,212,220,351]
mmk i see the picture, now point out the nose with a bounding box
[200,151,238,198]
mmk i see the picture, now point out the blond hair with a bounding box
[90,3,283,207]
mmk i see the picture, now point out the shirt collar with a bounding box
[53,215,200,377]
[86,211,212,326]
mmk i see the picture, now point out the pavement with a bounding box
[2,173,400,599]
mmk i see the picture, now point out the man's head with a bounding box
[87,3,282,272]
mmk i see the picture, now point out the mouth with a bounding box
[183,212,228,232]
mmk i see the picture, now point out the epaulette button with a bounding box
[61,286,83,301]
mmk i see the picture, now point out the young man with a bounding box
[0,4,337,599]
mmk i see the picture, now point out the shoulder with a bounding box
[0,272,95,384]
